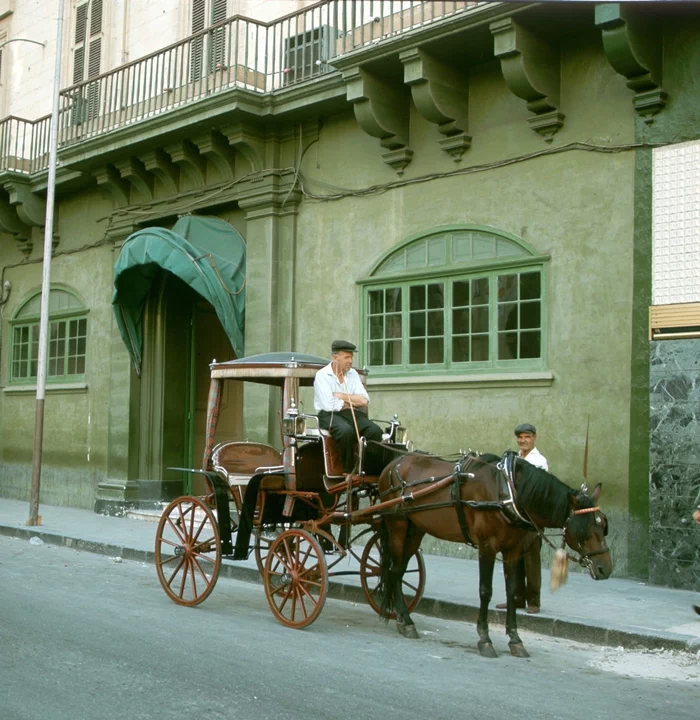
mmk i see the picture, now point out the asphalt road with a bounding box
[1,536,698,720]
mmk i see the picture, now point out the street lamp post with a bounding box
[27,0,66,526]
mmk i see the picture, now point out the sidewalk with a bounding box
[1,498,699,652]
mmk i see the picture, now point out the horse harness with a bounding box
[381,451,610,568]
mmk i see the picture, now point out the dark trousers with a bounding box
[515,532,542,607]
[317,409,383,473]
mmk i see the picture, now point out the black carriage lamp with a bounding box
[282,399,307,438]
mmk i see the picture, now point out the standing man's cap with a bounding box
[331,340,357,353]
[514,423,537,435]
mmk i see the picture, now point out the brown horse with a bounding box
[375,451,612,658]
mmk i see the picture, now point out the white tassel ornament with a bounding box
[550,548,569,591]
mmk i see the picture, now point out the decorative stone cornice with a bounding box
[490,17,564,141]
[237,173,302,219]
[401,47,471,163]
[192,131,236,181]
[595,2,667,123]
[163,140,207,188]
[94,165,130,208]
[342,66,413,174]
[220,122,266,173]
[140,149,180,196]
[4,180,47,227]
[0,192,31,236]
[113,157,154,203]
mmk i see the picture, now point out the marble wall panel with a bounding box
[649,339,700,589]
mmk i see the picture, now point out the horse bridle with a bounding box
[557,506,610,573]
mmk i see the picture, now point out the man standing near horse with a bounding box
[497,423,548,614]
[314,340,383,475]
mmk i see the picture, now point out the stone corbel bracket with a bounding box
[4,180,47,227]
[490,17,564,141]
[342,66,413,175]
[192,131,236,182]
[221,122,266,173]
[163,140,207,189]
[0,191,32,238]
[401,48,471,163]
[113,157,155,204]
[140,149,180,196]
[595,3,667,124]
[94,165,130,208]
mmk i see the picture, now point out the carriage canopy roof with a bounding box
[210,352,331,386]
[112,216,246,375]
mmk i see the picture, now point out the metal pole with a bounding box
[28,0,65,526]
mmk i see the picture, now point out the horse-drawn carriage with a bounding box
[154,351,425,629]
[155,350,613,657]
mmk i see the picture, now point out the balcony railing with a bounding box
[1,1,490,176]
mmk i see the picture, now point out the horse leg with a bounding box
[392,524,424,639]
[503,548,530,658]
[476,547,498,658]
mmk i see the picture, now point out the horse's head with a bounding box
[563,483,612,580]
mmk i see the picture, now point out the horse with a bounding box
[375,451,612,658]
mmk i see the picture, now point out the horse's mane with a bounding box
[513,458,575,527]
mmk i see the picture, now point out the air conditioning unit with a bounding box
[283,25,336,85]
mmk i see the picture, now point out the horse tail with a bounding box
[376,515,395,621]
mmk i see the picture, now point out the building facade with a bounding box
[0,1,699,585]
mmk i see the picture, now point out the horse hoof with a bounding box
[397,621,419,639]
[477,641,498,658]
[509,642,530,658]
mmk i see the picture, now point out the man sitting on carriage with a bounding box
[313,340,383,476]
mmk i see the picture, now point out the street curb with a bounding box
[3,524,697,654]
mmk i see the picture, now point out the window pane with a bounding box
[48,358,57,376]
[472,278,489,305]
[473,235,495,259]
[68,357,77,375]
[452,233,471,263]
[498,333,518,360]
[69,338,78,355]
[368,290,383,315]
[520,331,541,359]
[520,272,541,300]
[369,342,383,366]
[453,308,469,334]
[472,335,489,361]
[30,359,38,377]
[386,288,402,313]
[498,274,518,302]
[406,242,425,269]
[410,285,425,311]
[427,338,443,364]
[427,284,444,309]
[498,303,518,331]
[76,356,86,374]
[410,339,425,364]
[409,313,425,337]
[385,340,402,365]
[386,315,402,339]
[452,336,470,362]
[369,316,383,340]
[78,318,87,336]
[77,337,86,356]
[471,307,489,333]
[453,280,470,307]
[427,237,446,266]
[427,311,443,335]
[520,302,541,330]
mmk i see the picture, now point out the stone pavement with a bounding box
[1,498,699,652]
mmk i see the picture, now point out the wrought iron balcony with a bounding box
[0,1,490,177]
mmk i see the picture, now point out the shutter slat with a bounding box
[88,37,101,78]
[192,0,206,32]
[90,0,103,36]
[75,4,88,44]
[73,46,85,84]
[211,0,227,24]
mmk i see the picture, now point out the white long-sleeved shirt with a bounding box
[520,447,548,472]
[313,363,369,412]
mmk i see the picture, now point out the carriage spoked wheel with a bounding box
[254,525,284,575]
[263,528,328,629]
[360,530,426,619]
[155,496,222,607]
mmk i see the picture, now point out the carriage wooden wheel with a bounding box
[360,530,426,619]
[254,525,284,575]
[262,528,328,629]
[155,496,222,607]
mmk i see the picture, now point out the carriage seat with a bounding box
[211,441,285,490]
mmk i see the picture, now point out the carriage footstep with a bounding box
[509,642,530,658]
[396,621,419,639]
[477,641,498,658]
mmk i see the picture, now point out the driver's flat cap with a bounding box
[514,423,537,435]
[331,340,357,353]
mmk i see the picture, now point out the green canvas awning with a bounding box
[112,216,246,375]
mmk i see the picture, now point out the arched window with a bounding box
[359,227,548,374]
[10,288,88,382]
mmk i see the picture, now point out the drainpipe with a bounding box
[27,0,65,526]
